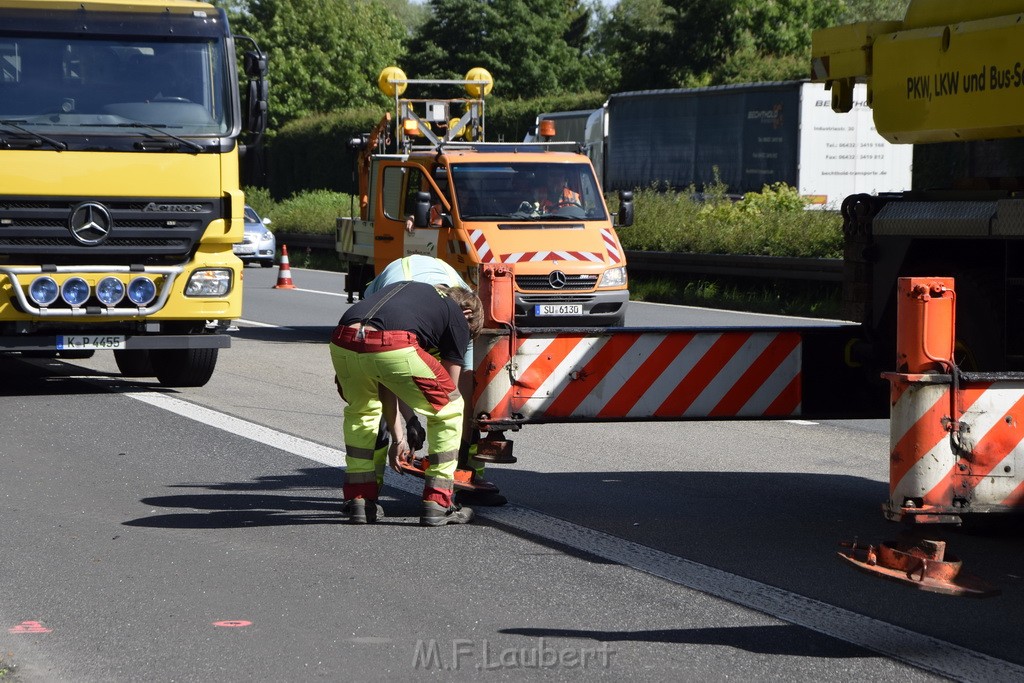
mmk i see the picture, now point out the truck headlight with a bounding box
[28,276,60,306]
[186,269,232,297]
[96,277,125,306]
[127,277,158,306]
[61,277,91,306]
[598,266,627,288]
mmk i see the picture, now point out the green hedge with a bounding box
[617,183,843,258]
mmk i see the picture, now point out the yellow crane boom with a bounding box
[812,0,1024,143]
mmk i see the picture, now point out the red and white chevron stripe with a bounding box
[886,375,1024,521]
[501,251,605,263]
[469,229,496,263]
[473,329,801,422]
[601,228,622,264]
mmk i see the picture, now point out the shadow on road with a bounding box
[231,325,335,344]
[501,624,873,658]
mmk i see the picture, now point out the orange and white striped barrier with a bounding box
[273,244,296,289]
[885,372,1024,523]
[884,276,1024,523]
[473,328,803,427]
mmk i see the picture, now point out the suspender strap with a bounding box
[357,281,412,339]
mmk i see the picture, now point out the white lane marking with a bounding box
[126,392,344,468]
[784,419,819,426]
[125,391,1023,682]
[235,318,283,328]
[295,288,348,297]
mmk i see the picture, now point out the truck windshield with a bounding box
[0,33,231,137]
[451,162,608,222]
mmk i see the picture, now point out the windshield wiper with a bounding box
[0,119,67,151]
[111,121,204,154]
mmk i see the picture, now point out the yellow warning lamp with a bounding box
[448,117,464,139]
[464,67,493,97]
[378,66,407,97]
[539,119,556,138]
[403,118,430,137]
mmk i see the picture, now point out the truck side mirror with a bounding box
[236,42,269,137]
[413,191,432,228]
[617,190,634,228]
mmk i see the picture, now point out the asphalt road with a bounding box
[2,265,1023,681]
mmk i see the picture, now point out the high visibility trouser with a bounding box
[330,326,462,507]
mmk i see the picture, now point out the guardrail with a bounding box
[272,232,843,283]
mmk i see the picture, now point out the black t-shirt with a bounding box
[339,281,470,365]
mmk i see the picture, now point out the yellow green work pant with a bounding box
[330,325,462,507]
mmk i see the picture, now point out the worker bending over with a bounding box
[363,255,503,505]
[330,280,483,526]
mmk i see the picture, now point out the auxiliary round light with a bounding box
[28,276,59,306]
[127,276,157,306]
[60,277,91,306]
[96,277,125,306]
[377,66,407,98]
[464,67,493,97]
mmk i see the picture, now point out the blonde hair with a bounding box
[437,285,484,337]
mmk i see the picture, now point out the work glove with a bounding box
[405,415,426,452]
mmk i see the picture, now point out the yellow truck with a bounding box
[338,68,632,327]
[0,0,268,386]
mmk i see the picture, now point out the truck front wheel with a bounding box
[150,348,219,387]
[113,349,155,377]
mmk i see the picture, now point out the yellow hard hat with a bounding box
[464,67,493,97]
[378,66,407,97]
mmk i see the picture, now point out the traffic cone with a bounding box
[273,245,296,289]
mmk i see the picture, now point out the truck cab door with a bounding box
[375,160,450,263]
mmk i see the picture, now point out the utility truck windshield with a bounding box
[0,26,232,139]
[451,162,608,222]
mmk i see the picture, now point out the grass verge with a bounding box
[629,275,842,319]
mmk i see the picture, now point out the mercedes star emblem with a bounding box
[68,202,113,246]
[548,270,568,289]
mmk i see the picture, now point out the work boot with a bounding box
[420,501,475,527]
[342,498,384,524]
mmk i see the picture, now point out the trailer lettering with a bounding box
[935,70,959,97]
[906,75,930,101]
[989,65,1010,91]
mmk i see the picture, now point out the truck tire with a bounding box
[113,349,155,377]
[150,348,218,387]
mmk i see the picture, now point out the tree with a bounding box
[225,0,406,130]
[842,0,911,22]
[595,0,676,90]
[600,0,844,90]
[406,0,610,99]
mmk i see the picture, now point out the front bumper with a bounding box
[515,289,628,327]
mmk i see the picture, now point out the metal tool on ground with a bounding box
[837,536,1000,598]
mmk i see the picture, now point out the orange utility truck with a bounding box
[337,67,632,327]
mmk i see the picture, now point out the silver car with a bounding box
[234,205,276,267]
